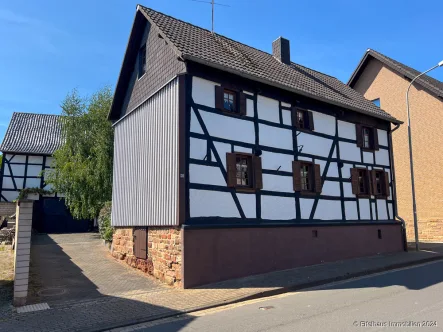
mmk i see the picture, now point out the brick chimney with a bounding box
[272,37,291,65]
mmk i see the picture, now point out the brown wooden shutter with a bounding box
[215,86,224,110]
[291,107,300,128]
[384,172,390,197]
[314,164,322,193]
[253,156,263,189]
[351,168,359,195]
[134,227,147,259]
[355,124,363,147]
[292,161,302,191]
[239,92,247,116]
[372,128,379,150]
[226,153,237,187]
[370,170,377,196]
[308,111,315,131]
[367,170,373,195]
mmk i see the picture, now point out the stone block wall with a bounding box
[112,226,182,287]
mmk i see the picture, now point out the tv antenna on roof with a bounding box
[190,0,230,33]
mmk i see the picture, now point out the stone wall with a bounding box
[112,226,182,287]
[0,202,15,217]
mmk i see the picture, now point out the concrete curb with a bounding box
[96,254,443,332]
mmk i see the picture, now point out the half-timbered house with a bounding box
[109,5,406,288]
[0,112,90,233]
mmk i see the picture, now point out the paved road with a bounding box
[114,260,443,332]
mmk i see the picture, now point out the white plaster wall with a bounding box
[190,109,204,134]
[345,201,358,220]
[339,141,361,162]
[28,156,43,164]
[6,165,25,176]
[261,151,293,172]
[259,124,292,150]
[363,151,374,164]
[192,77,219,108]
[214,142,231,169]
[359,199,371,220]
[45,157,54,167]
[282,109,291,125]
[190,138,207,160]
[326,162,339,177]
[257,95,279,123]
[246,99,254,117]
[2,191,19,202]
[189,164,226,186]
[281,102,291,108]
[262,174,293,192]
[27,165,42,177]
[2,178,17,189]
[8,155,26,163]
[233,146,252,153]
[237,193,256,218]
[341,163,353,179]
[375,149,390,166]
[377,200,388,220]
[338,120,356,140]
[388,203,393,220]
[312,111,336,136]
[377,129,388,146]
[261,195,296,220]
[300,198,314,219]
[343,182,354,197]
[190,189,240,218]
[314,200,342,220]
[201,110,255,144]
[298,133,332,158]
[26,178,41,188]
[321,181,340,196]
[315,159,327,175]
[372,202,376,220]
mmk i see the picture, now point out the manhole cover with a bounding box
[38,288,67,296]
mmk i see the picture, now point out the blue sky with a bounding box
[1,0,442,143]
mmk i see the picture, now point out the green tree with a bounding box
[45,87,114,219]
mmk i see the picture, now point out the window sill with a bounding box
[235,187,256,193]
[298,191,317,196]
[356,194,371,198]
[295,128,314,134]
[218,108,244,118]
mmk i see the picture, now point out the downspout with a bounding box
[389,123,408,251]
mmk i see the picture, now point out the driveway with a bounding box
[28,233,166,306]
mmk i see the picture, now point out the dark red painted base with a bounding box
[182,224,404,288]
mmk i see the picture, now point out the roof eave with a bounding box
[347,51,371,87]
[183,55,402,125]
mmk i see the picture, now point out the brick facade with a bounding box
[112,227,182,287]
[406,220,443,243]
[0,202,15,217]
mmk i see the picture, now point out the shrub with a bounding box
[98,202,113,242]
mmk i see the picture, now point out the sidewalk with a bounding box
[1,243,443,332]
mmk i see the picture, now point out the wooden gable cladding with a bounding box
[215,86,247,116]
[292,161,322,194]
[134,227,147,259]
[226,152,262,190]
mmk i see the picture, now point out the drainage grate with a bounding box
[17,303,50,314]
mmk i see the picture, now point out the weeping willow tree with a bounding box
[45,87,114,219]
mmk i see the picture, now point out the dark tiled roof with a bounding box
[0,112,62,155]
[138,5,400,123]
[349,49,443,98]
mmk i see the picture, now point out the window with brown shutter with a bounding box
[293,161,322,194]
[371,170,390,198]
[226,152,262,191]
[351,168,371,197]
[292,107,314,131]
[215,86,247,116]
[133,227,147,259]
[355,124,379,151]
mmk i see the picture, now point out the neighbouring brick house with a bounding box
[349,49,443,242]
[109,6,405,288]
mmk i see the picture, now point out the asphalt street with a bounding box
[116,260,443,332]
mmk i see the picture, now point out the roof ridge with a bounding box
[12,111,61,117]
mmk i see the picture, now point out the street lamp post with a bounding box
[406,60,443,251]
